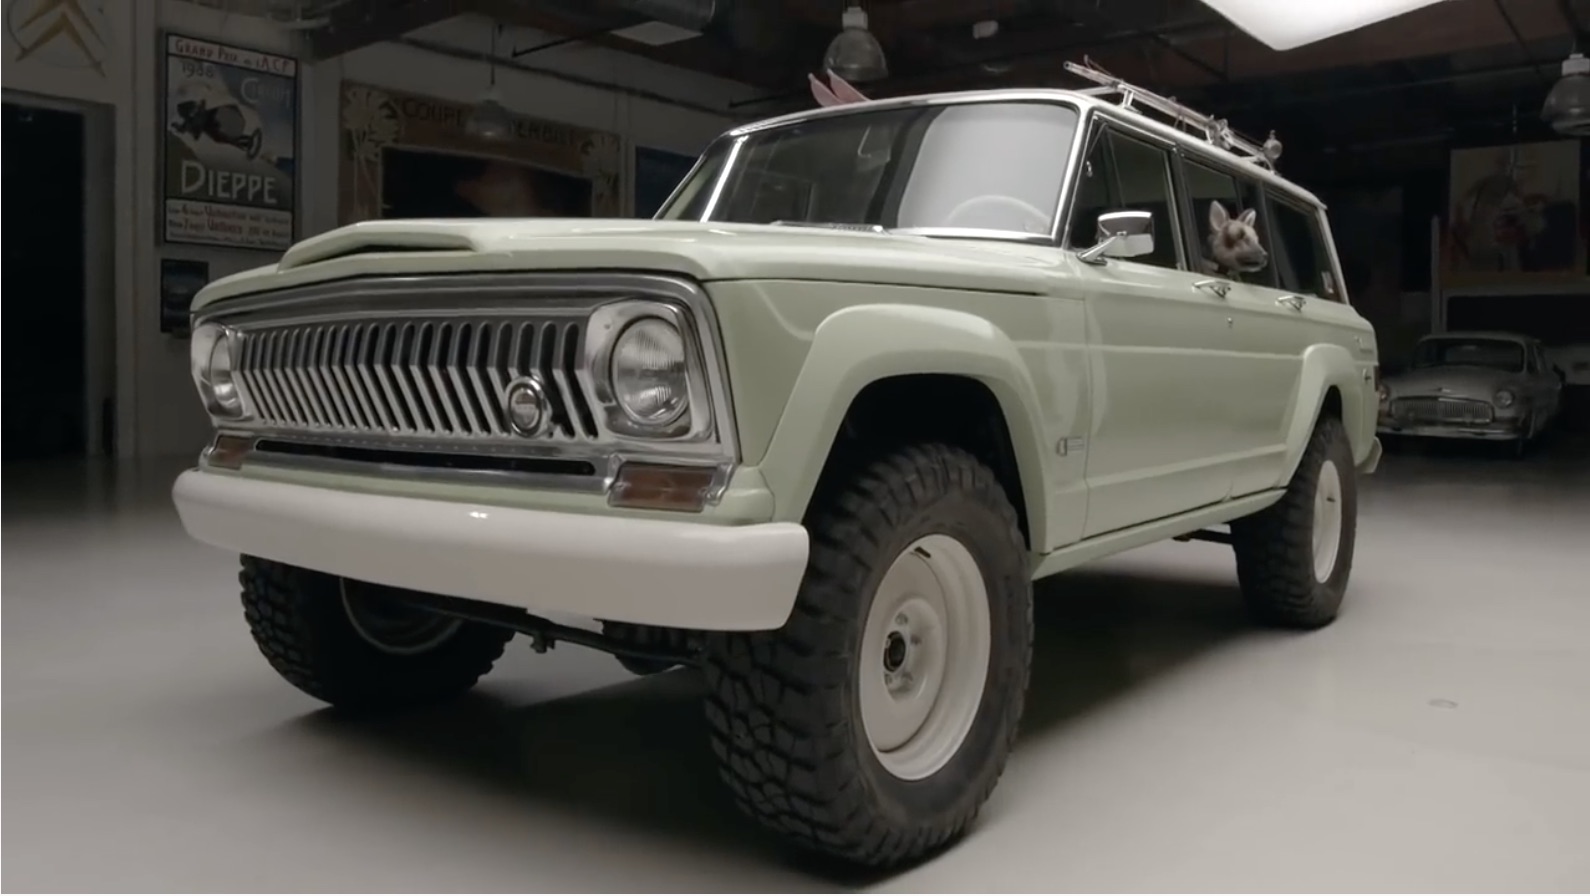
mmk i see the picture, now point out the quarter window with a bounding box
[1066,127,1180,270]
[1267,194,1340,300]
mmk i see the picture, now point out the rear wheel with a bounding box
[702,444,1032,869]
[239,556,513,711]
[1230,417,1358,629]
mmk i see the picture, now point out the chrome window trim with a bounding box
[193,272,742,502]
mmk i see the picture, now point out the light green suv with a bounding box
[174,82,1382,869]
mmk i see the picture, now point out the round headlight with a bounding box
[1494,389,1516,408]
[609,317,689,426]
[1376,383,1390,404]
[191,323,245,417]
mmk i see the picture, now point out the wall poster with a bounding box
[338,82,623,224]
[161,33,297,251]
[633,145,698,218]
[1442,140,1586,285]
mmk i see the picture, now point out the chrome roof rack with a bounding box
[1063,58,1283,170]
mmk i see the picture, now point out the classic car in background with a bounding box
[1378,331,1565,454]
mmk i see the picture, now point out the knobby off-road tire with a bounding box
[240,556,513,712]
[702,444,1033,869]
[1231,416,1358,629]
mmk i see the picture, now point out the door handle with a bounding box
[1193,279,1231,298]
[1276,294,1307,311]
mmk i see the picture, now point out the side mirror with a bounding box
[1079,209,1155,263]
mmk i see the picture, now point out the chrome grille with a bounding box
[1392,396,1494,425]
[233,316,599,442]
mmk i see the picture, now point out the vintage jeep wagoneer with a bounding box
[174,65,1382,868]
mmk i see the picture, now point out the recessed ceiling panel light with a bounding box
[1198,0,1452,50]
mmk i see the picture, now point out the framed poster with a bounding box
[161,33,298,251]
[1441,140,1585,286]
[338,82,622,224]
[634,146,698,218]
[159,257,210,336]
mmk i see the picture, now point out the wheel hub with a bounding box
[859,535,992,782]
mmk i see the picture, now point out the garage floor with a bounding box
[4,443,1588,893]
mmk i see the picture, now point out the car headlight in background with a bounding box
[610,316,689,426]
[1494,389,1516,408]
[189,323,248,419]
[1377,383,1390,404]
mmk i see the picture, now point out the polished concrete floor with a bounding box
[4,441,1588,892]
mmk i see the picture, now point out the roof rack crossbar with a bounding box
[1063,61,1281,170]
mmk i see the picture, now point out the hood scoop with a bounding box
[278,223,482,271]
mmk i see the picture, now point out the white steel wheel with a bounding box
[1311,458,1343,583]
[859,533,992,782]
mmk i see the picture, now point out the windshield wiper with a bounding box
[769,221,889,233]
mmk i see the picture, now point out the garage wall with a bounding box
[4,0,739,460]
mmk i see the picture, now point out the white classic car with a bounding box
[1378,331,1565,454]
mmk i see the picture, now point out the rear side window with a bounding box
[1267,194,1340,301]
[1181,159,1273,285]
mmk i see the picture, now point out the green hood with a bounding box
[193,219,1059,310]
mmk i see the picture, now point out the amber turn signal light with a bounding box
[608,463,716,512]
[205,434,254,470]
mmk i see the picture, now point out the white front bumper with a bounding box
[172,469,809,631]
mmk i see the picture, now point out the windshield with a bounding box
[659,100,1080,238]
[1412,338,1525,372]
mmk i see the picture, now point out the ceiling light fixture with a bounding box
[465,22,515,142]
[1196,0,1452,51]
[1542,51,1590,136]
[823,4,888,82]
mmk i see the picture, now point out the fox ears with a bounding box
[809,71,870,107]
[1209,200,1257,230]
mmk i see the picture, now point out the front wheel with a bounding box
[239,556,513,712]
[702,444,1033,869]
[1230,416,1358,629]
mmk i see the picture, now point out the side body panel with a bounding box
[713,281,1092,553]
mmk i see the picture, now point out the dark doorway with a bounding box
[3,102,88,461]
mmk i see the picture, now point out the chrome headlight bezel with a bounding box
[189,322,250,420]
[1494,388,1516,408]
[585,299,715,441]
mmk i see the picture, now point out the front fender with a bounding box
[1276,343,1375,485]
[754,304,1052,545]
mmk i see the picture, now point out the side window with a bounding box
[1105,132,1180,270]
[1182,159,1272,284]
[1065,127,1180,270]
[1267,193,1340,300]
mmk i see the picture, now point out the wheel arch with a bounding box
[754,304,1053,551]
[1275,343,1372,486]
